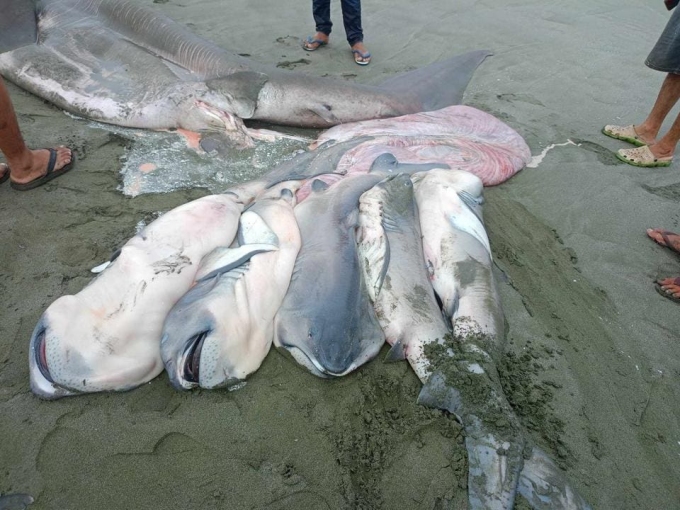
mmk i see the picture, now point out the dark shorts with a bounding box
[646,7,680,73]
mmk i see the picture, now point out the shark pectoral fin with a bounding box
[359,227,389,301]
[458,190,485,211]
[91,246,124,273]
[238,210,279,246]
[309,104,340,125]
[518,447,593,510]
[448,201,492,256]
[417,371,463,416]
[435,287,458,321]
[195,243,278,281]
[206,71,269,119]
[384,340,406,362]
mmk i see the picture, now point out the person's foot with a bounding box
[602,124,656,146]
[616,145,673,167]
[646,142,675,160]
[351,41,371,65]
[303,32,329,51]
[655,277,680,302]
[8,146,73,186]
[647,228,680,254]
[0,163,8,184]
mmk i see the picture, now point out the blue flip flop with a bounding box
[10,148,75,191]
[352,49,371,65]
[302,36,328,51]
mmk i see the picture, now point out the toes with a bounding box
[657,276,680,286]
[647,228,665,244]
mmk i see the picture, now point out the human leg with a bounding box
[0,76,73,187]
[635,73,680,142]
[603,74,680,146]
[340,0,370,64]
[617,108,680,166]
[303,0,332,50]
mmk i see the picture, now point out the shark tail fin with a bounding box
[0,0,37,54]
[379,50,492,110]
[518,447,593,510]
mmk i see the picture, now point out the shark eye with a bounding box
[183,331,208,383]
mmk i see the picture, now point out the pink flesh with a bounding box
[312,105,531,186]
[138,163,158,173]
[175,128,203,150]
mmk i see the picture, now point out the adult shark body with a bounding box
[0,0,491,145]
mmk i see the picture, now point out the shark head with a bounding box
[29,295,162,399]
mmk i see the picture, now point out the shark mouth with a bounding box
[29,326,76,399]
[33,329,54,384]
[181,331,208,387]
[281,343,358,378]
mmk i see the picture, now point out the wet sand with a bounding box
[1,0,680,508]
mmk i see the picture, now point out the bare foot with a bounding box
[303,32,329,51]
[656,276,680,301]
[0,163,8,181]
[647,228,680,254]
[8,146,73,185]
[351,41,371,65]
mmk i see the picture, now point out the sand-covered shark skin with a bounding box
[28,192,250,399]
[412,169,591,510]
[0,0,490,146]
[161,182,302,390]
[274,174,386,377]
[356,172,451,380]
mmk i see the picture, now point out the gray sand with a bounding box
[1,0,680,508]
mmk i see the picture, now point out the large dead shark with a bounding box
[0,0,490,146]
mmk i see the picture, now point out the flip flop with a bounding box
[10,148,76,191]
[647,228,680,254]
[654,277,680,303]
[352,49,371,66]
[302,36,328,51]
[616,146,673,167]
[0,164,9,184]
[602,124,651,147]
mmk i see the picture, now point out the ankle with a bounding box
[650,143,675,157]
[5,148,34,176]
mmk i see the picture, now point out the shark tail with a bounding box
[418,370,524,510]
[518,447,593,510]
[379,49,493,110]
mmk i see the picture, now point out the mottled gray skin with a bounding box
[356,173,450,379]
[0,0,490,135]
[274,174,385,377]
[412,170,591,510]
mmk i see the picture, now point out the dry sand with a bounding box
[1,0,680,508]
